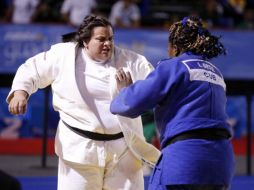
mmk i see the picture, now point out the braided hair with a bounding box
[62,15,113,47]
[168,16,226,60]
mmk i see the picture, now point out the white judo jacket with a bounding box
[7,42,160,167]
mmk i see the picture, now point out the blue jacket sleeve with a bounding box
[110,59,180,118]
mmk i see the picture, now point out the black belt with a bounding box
[62,120,124,141]
[164,128,231,148]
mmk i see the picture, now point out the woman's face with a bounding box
[85,26,114,62]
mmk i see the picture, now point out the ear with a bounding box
[83,42,88,49]
[173,45,180,56]
[168,43,178,57]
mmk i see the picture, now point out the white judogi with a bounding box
[60,0,97,27]
[7,42,161,189]
[109,0,141,27]
[12,0,39,24]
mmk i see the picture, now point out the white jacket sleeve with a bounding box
[131,55,154,81]
[6,45,59,102]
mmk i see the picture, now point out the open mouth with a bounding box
[102,48,111,54]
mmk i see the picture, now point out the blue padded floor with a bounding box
[18,175,254,190]
[18,176,57,190]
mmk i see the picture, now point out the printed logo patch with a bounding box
[182,59,226,90]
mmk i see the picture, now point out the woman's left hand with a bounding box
[115,68,133,91]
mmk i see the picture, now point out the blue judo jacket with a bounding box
[110,52,235,185]
[110,52,232,146]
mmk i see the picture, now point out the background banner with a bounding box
[0,24,254,79]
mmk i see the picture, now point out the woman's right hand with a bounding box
[8,90,29,115]
[115,68,133,91]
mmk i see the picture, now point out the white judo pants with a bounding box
[57,138,144,190]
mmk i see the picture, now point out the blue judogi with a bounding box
[110,52,235,188]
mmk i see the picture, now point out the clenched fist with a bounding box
[8,90,28,115]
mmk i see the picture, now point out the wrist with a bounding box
[14,90,28,99]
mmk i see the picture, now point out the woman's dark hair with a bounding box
[168,16,226,60]
[62,15,113,47]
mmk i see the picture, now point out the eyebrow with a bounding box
[95,35,113,39]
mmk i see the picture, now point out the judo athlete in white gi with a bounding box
[6,15,160,190]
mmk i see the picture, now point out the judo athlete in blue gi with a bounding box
[110,16,235,190]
